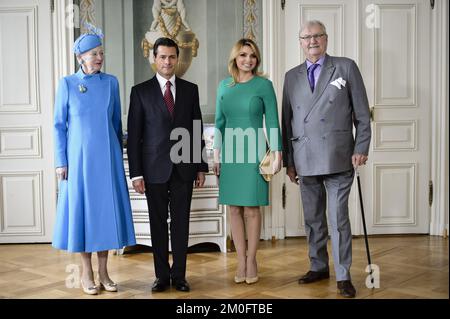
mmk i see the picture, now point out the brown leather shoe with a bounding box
[337,280,356,298]
[298,271,330,284]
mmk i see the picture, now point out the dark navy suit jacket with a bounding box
[127,76,209,183]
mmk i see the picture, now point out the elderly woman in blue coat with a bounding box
[53,27,136,295]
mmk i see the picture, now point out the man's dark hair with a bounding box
[153,37,179,58]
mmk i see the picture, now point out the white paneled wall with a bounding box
[0,0,56,243]
[0,7,39,113]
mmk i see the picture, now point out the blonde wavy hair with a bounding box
[227,38,263,86]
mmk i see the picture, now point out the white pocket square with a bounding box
[330,77,347,89]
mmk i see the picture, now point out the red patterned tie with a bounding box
[164,81,175,117]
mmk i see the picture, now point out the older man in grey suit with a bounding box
[282,20,371,298]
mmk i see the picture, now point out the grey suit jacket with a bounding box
[282,54,371,176]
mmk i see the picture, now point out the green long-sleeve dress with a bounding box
[213,76,282,206]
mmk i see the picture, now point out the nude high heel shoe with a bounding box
[234,275,246,283]
[234,263,246,283]
[97,275,118,292]
[245,259,258,284]
[99,281,118,292]
[245,276,259,284]
[81,279,99,295]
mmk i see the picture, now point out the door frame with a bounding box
[430,0,449,237]
[261,0,449,238]
[261,0,286,239]
[52,0,75,83]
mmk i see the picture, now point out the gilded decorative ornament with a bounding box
[142,0,199,77]
[79,0,96,34]
[244,0,258,42]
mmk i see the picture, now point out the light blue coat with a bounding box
[53,68,136,252]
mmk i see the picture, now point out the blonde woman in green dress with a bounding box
[213,39,282,284]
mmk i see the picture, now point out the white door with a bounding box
[283,0,431,235]
[0,0,56,243]
[359,0,431,234]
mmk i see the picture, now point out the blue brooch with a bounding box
[78,84,87,93]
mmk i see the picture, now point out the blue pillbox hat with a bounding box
[73,34,102,55]
[73,23,104,55]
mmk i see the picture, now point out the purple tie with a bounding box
[163,81,175,117]
[308,63,319,92]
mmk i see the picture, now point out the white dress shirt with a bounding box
[156,72,176,102]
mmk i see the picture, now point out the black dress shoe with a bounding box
[173,279,190,292]
[151,278,169,292]
[298,271,330,284]
[337,280,356,298]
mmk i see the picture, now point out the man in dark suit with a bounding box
[127,37,209,293]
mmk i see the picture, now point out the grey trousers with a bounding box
[299,169,354,281]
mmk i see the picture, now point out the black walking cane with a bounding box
[356,167,374,286]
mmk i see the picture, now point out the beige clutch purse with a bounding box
[259,149,276,182]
